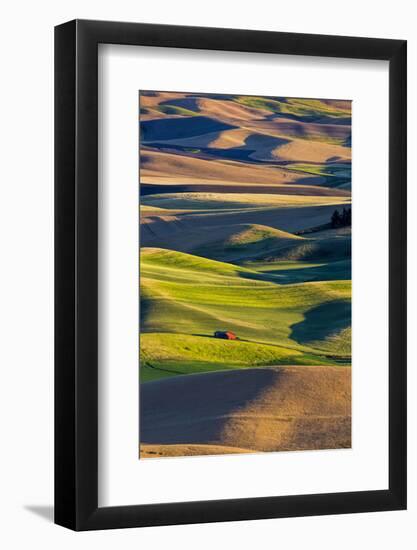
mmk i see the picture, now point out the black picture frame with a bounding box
[55,19,407,531]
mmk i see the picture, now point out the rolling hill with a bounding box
[140,366,351,455]
[140,91,352,195]
[140,248,351,381]
[138,91,352,458]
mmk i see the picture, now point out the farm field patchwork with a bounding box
[139,91,352,457]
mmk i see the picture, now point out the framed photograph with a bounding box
[55,19,407,530]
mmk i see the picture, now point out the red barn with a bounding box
[214,330,237,340]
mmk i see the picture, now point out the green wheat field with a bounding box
[139,91,352,458]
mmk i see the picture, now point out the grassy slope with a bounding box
[190,224,350,265]
[141,191,350,212]
[242,259,351,284]
[235,96,350,121]
[193,224,304,262]
[156,105,199,117]
[138,93,352,457]
[140,333,336,382]
[140,248,351,381]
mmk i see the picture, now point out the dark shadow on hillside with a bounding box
[258,260,351,285]
[140,116,237,142]
[140,297,154,332]
[236,269,282,285]
[290,300,351,345]
[140,368,281,446]
[241,133,289,151]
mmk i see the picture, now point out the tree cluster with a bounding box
[331,207,351,228]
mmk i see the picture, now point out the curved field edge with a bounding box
[139,332,347,382]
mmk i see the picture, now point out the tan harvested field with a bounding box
[141,202,349,243]
[153,95,273,121]
[245,116,351,142]
[141,179,351,197]
[142,191,350,210]
[264,137,351,163]
[140,91,189,119]
[320,99,352,111]
[140,222,303,258]
[145,128,255,149]
[140,444,254,458]
[140,366,351,457]
[139,91,351,458]
[140,93,352,189]
[140,91,187,107]
[141,149,323,186]
[143,124,350,162]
